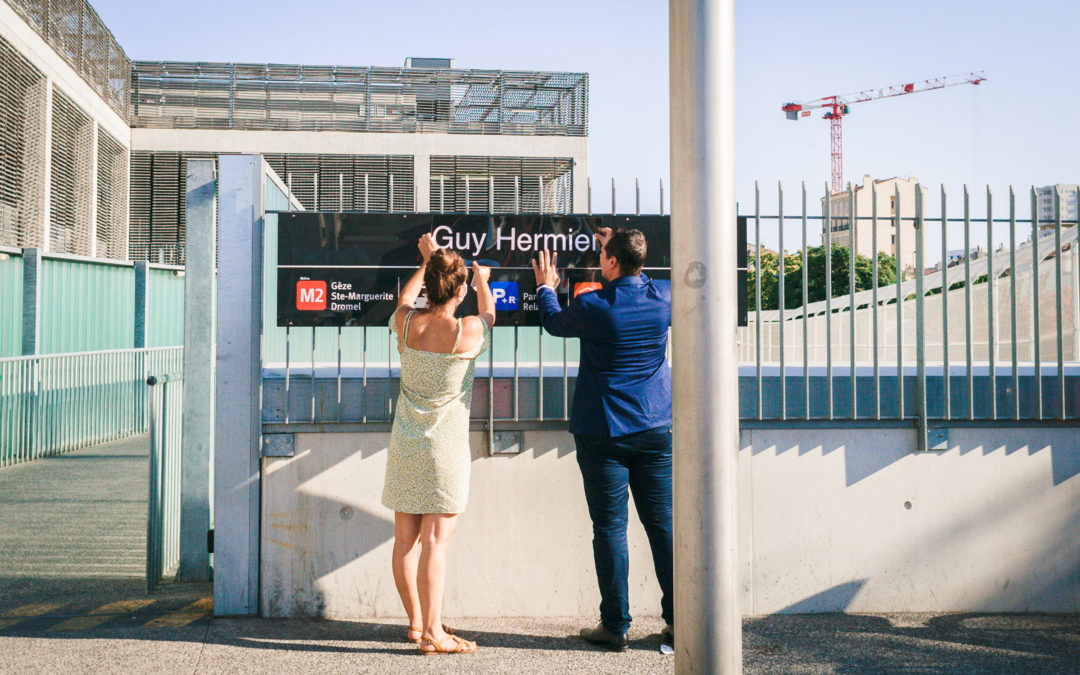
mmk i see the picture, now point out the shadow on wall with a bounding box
[776,579,867,614]
[753,431,1080,487]
[1051,442,1080,485]
[751,436,910,487]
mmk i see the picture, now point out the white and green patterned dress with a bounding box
[382,310,490,514]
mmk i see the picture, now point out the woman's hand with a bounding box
[472,263,491,286]
[418,233,438,263]
[531,250,560,288]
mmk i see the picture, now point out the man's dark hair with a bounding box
[603,228,647,277]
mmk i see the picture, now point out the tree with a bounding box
[747,245,896,311]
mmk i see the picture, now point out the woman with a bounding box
[382,232,494,655]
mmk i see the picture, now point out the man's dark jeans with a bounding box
[574,425,673,635]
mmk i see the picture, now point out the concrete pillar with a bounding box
[21,248,42,356]
[214,155,264,615]
[133,261,148,349]
[572,155,589,214]
[414,153,430,212]
[89,123,99,258]
[179,159,216,582]
[670,0,741,671]
[41,82,53,252]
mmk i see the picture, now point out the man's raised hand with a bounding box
[532,250,560,289]
[594,227,613,249]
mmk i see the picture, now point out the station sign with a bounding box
[276,212,745,327]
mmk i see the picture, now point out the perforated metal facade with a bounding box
[3,0,129,116]
[262,154,414,213]
[429,156,574,214]
[127,151,212,265]
[96,127,126,258]
[130,62,588,137]
[0,33,46,248]
[128,152,417,263]
[49,86,94,255]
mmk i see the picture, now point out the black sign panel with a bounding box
[276,212,743,327]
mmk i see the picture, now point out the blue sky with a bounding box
[93,0,1076,217]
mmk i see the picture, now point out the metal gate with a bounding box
[145,371,183,592]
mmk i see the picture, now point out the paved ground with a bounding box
[1,607,1078,674]
[1,437,1077,673]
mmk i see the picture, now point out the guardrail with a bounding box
[146,371,183,592]
[0,346,183,468]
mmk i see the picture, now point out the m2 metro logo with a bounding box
[296,280,327,310]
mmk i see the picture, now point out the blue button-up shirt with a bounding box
[537,273,672,437]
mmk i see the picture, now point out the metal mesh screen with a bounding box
[50,87,93,255]
[130,62,587,137]
[0,33,46,248]
[263,154,413,212]
[128,151,213,264]
[429,156,574,213]
[96,127,126,259]
[129,152,413,262]
[3,0,130,117]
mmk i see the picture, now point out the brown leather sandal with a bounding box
[406,624,455,644]
[419,633,477,654]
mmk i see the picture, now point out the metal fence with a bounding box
[742,182,1080,432]
[3,0,130,116]
[0,346,183,467]
[146,370,182,592]
[130,62,587,136]
[259,179,1080,452]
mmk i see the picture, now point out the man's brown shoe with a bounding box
[661,624,674,646]
[580,623,629,652]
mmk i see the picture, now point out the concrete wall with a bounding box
[260,425,1080,618]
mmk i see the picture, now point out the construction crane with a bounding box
[782,72,986,194]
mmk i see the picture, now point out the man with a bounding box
[531,227,673,651]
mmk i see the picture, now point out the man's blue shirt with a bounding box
[537,273,672,437]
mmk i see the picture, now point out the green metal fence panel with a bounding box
[0,251,22,357]
[147,266,185,347]
[39,256,135,354]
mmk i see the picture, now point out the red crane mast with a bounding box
[782,72,986,194]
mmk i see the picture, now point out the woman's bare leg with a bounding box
[417,513,471,646]
[392,512,423,630]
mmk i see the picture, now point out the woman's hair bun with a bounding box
[424,248,467,306]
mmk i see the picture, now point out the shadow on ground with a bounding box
[744,612,1080,674]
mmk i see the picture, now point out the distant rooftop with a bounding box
[129,61,588,136]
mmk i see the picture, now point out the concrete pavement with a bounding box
[1,606,1079,674]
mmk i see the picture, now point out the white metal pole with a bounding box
[670,0,741,671]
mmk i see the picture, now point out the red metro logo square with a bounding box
[296,280,327,310]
